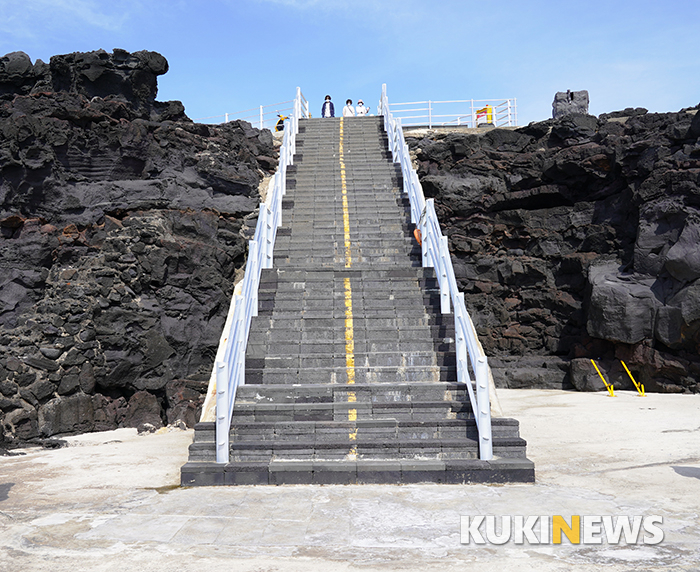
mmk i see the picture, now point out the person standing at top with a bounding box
[355,100,369,116]
[321,95,334,118]
[342,99,355,117]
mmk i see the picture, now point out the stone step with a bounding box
[270,257,422,267]
[223,437,528,463]
[182,457,535,486]
[234,381,467,404]
[227,398,470,423]
[257,277,442,291]
[252,316,455,331]
[256,288,444,301]
[190,417,524,447]
[227,432,490,451]
[247,328,455,345]
[243,367,458,385]
[260,267,439,279]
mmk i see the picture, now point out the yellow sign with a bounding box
[476,105,493,124]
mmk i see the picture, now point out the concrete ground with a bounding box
[1,388,698,572]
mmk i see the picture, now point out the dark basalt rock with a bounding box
[0,49,278,443]
[1,49,177,121]
[552,90,590,119]
[409,104,700,393]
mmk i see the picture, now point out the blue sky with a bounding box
[1,0,698,127]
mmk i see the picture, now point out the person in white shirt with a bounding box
[342,99,355,117]
[355,100,369,116]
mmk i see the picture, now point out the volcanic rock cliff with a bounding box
[408,108,700,393]
[0,50,276,445]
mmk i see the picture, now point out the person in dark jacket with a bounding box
[321,95,335,118]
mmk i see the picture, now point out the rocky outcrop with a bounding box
[408,106,700,393]
[0,50,277,444]
[0,49,181,121]
[552,90,589,118]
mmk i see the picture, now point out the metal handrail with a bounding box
[388,97,517,128]
[211,87,309,463]
[195,96,310,130]
[379,84,494,460]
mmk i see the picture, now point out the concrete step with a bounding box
[182,457,535,486]
[243,366,458,385]
[223,437,528,463]
[227,398,470,423]
[234,381,467,404]
[191,417,524,444]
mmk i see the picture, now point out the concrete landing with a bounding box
[1,389,698,572]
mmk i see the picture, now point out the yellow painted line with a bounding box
[340,118,357,458]
[344,277,356,390]
[590,359,615,397]
[621,360,646,396]
[339,118,352,268]
[345,276,357,456]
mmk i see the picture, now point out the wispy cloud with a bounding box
[251,0,425,19]
[251,0,342,9]
[0,0,138,43]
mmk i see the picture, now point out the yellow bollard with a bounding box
[590,359,615,396]
[621,360,646,396]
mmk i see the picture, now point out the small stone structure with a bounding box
[552,90,589,118]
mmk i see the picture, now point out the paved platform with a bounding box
[1,388,699,571]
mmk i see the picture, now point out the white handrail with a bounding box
[195,98,298,129]
[389,98,517,128]
[211,88,309,463]
[379,84,493,460]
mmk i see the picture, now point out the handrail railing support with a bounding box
[207,87,309,464]
[379,85,493,461]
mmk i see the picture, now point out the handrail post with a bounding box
[421,216,430,268]
[428,100,432,129]
[439,235,451,314]
[475,356,493,460]
[265,205,274,268]
[249,240,259,316]
[215,361,229,463]
[454,293,468,385]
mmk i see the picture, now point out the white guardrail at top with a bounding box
[201,87,309,464]
[195,95,307,130]
[388,98,517,128]
[378,84,494,461]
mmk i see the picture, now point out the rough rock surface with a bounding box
[552,90,589,118]
[0,50,277,444]
[408,106,700,393]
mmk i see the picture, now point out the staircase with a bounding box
[181,116,534,486]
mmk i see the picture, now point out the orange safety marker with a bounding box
[413,228,422,245]
[590,359,615,397]
[621,360,646,396]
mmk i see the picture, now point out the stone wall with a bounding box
[0,50,277,445]
[408,107,700,393]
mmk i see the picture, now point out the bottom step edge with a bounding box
[180,458,535,486]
